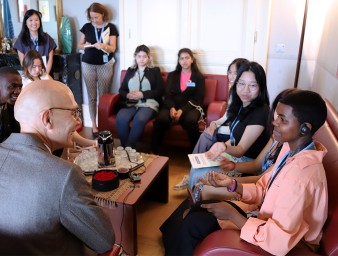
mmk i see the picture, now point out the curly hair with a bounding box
[86,2,110,22]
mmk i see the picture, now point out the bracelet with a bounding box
[227,179,237,192]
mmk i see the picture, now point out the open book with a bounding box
[188,152,236,169]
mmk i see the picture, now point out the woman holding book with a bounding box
[78,2,119,137]
[189,61,270,187]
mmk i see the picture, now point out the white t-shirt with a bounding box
[22,73,52,88]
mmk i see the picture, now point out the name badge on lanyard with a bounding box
[94,24,108,63]
[103,54,108,63]
[30,35,39,51]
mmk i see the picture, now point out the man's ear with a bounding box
[41,110,52,129]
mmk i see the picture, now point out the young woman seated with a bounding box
[21,49,52,88]
[188,61,270,187]
[174,57,249,190]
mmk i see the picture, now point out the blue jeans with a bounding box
[193,131,217,153]
[188,155,253,188]
[116,107,156,148]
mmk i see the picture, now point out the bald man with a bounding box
[0,80,114,254]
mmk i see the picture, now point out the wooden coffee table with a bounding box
[88,154,169,256]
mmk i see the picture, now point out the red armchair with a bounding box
[194,99,338,256]
[98,70,229,148]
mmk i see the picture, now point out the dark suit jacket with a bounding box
[163,69,205,112]
[0,133,114,255]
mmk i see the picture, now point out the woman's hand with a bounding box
[170,108,177,120]
[206,122,217,136]
[174,109,183,122]
[219,158,236,171]
[205,142,226,159]
[127,91,142,100]
[201,201,247,229]
[205,171,232,187]
[93,42,104,50]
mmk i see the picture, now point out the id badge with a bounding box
[187,81,196,87]
[103,54,108,63]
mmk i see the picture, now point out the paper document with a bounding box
[100,27,110,54]
[188,152,235,169]
[102,27,110,44]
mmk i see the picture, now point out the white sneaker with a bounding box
[174,175,189,190]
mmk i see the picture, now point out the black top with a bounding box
[119,67,164,104]
[163,70,205,112]
[0,104,20,143]
[80,23,119,65]
[230,104,270,159]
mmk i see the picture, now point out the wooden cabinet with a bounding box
[51,53,83,109]
[0,53,21,70]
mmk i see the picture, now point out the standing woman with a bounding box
[78,2,119,136]
[13,9,56,74]
[116,45,163,148]
[151,48,205,153]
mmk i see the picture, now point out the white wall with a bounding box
[62,0,338,126]
[267,0,338,109]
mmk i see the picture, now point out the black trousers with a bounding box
[160,198,247,256]
[151,108,200,153]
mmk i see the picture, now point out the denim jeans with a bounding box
[116,106,156,148]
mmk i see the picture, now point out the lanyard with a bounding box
[30,34,39,51]
[261,140,315,205]
[229,106,242,145]
[137,70,146,91]
[94,24,104,43]
[261,140,279,173]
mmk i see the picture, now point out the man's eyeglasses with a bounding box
[236,80,259,91]
[49,107,82,119]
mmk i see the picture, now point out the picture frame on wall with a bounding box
[18,0,30,22]
[39,0,50,22]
